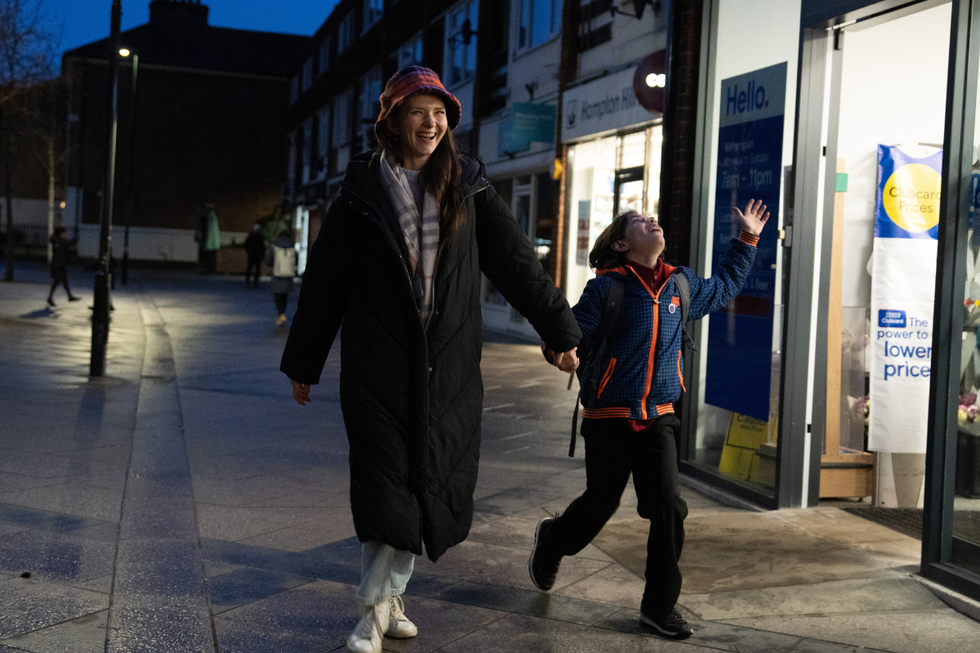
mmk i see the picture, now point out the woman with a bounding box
[280,66,581,653]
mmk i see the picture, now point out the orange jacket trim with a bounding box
[582,406,633,419]
[676,351,685,393]
[597,357,617,398]
[655,403,675,415]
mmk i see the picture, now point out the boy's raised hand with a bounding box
[733,199,770,236]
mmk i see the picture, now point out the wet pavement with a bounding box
[1,261,979,652]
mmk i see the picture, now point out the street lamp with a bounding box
[119,47,138,285]
[90,0,122,377]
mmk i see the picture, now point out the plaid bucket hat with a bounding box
[375,66,462,140]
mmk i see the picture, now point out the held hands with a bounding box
[541,342,579,373]
[291,380,311,406]
[733,199,771,236]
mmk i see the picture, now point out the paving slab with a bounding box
[0,577,108,639]
[1,611,108,653]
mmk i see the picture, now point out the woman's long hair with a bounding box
[377,104,465,240]
[589,210,639,271]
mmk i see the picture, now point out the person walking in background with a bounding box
[280,66,581,653]
[47,226,80,307]
[266,231,296,326]
[243,223,265,288]
[528,201,770,641]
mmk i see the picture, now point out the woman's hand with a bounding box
[291,380,311,406]
[733,199,770,236]
[552,348,579,373]
[542,342,579,373]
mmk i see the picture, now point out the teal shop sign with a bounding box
[498,103,556,157]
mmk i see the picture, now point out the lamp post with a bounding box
[90,0,122,378]
[120,48,137,285]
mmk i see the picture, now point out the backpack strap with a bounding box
[671,270,697,352]
[569,276,625,457]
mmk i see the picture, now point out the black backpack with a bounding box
[568,270,693,457]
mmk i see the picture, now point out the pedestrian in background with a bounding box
[266,231,296,326]
[244,223,265,288]
[280,66,581,653]
[47,226,80,307]
[528,201,770,641]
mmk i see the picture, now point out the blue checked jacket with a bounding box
[573,236,758,421]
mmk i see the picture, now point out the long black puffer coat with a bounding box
[281,150,581,561]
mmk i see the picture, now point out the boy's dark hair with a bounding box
[589,210,638,270]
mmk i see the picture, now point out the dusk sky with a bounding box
[46,0,340,64]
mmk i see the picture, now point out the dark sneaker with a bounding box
[528,516,561,591]
[640,608,693,640]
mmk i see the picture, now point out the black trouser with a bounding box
[246,257,261,285]
[48,267,73,299]
[274,293,288,315]
[549,414,687,615]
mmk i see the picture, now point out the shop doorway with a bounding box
[812,2,952,506]
[613,166,644,217]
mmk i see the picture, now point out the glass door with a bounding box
[929,0,980,594]
[613,166,644,217]
[815,3,952,508]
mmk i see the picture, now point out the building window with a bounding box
[318,106,331,162]
[289,75,299,104]
[358,67,383,146]
[315,104,330,179]
[398,34,424,69]
[363,0,383,33]
[446,0,479,86]
[319,36,331,75]
[302,57,313,92]
[519,0,562,49]
[302,118,313,185]
[338,12,354,54]
[333,87,353,146]
[288,130,298,193]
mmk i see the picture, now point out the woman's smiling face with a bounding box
[390,93,448,170]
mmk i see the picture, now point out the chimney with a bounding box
[149,0,209,24]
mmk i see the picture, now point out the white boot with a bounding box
[386,595,418,638]
[346,601,389,653]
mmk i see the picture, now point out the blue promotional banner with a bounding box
[874,145,942,240]
[704,63,786,422]
[868,145,941,453]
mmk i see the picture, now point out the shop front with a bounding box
[561,63,665,306]
[684,0,980,601]
[479,119,563,341]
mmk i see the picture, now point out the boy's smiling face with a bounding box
[612,212,666,264]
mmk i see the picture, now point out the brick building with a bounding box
[62,0,309,262]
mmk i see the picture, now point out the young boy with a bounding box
[533,200,770,640]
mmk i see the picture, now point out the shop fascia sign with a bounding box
[562,65,661,143]
[498,102,557,157]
